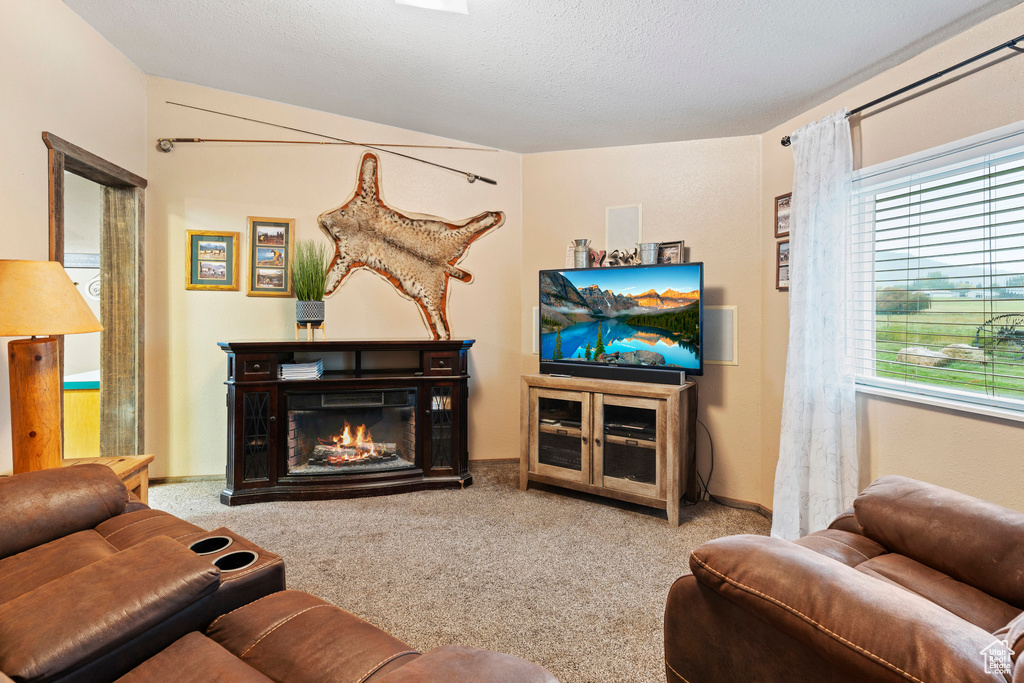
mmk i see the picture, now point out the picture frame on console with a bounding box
[247,217,294,297]
[186,229,239,291]
[657,240,683,264]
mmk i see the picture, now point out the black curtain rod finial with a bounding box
[778,32,1024,149]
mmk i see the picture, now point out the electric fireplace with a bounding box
[219,339,472,505]
[286,389,418,476]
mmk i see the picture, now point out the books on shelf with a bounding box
[279,359,323,380]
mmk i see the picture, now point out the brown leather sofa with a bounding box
[116,590,558,682]
[665,475,1024,682]
[1,465,559,682]
[0,465,285,682]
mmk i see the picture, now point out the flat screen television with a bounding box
[538,262,703,384]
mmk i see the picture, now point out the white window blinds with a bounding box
[851,123,1024,412]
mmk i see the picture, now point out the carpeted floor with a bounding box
[150,462,769,683]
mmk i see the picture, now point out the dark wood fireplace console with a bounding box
[218,339,474,505]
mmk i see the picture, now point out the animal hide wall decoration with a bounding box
[318,153,505,340]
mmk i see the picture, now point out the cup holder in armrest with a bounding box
[213,550,259,572]
[188,536,233,556]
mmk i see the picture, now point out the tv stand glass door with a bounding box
[594,395,664,500]
[529,389,591,485]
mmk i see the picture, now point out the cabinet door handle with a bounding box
[595,438,601,446]
[581,436,588,445]
[268,416,276,423]
[253,363,261,371]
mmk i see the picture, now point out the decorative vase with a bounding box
[296,300,325,325]
[638,242,659,265]
[574,239,591,268]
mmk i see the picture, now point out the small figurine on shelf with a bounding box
[606,247,640,266]
[589,250,606,267]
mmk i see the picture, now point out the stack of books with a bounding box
[279,359,323,380]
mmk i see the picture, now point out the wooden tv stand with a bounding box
[520,373,697,526]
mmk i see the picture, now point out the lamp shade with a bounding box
[0,260,103,336]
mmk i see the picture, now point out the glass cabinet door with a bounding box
[529,388,591,484]
[594,394,664,499]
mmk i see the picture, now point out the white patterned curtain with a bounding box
[772,110,858,540]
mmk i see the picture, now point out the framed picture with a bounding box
[186,230,239,290]
[657,240,683,264]
[247,217,294,297]
[775,193,792,238]
[777,240,790,291]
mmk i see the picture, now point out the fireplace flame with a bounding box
[319,421,376,460]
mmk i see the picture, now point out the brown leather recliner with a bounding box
[665,476,1024,682]
[116,590,559,682]
[0,465,285,682]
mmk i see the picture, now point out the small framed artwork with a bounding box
[775,193,792,238]
[186,230,239,290]
[247,217,294,297]
[657,240,683,264]
[777,240,790,291]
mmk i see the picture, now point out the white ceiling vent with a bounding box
[395,0,468,14]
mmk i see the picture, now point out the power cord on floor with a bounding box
[696,418,719,505]
[688,383,770,521]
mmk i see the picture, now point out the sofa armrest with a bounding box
[125,490,150,513]
[690,535,1003,683]
[854,475,1024,606]
[375,645,559,683]
[0,464,129,559]
[827,506,864,535]
[0,536,219,681]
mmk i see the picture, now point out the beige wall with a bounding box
[145,77,522,477]
[0,0,147,473]
[760,4,1024,511]
[522,137,763,503]
[6,0,1023,510]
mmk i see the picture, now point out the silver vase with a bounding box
[574,239,591,268]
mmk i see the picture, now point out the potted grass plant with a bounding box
[292,239,332,326]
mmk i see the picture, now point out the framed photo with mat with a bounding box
[776,239,790,291]
[657,240,683,264]
[775,193,792,238]
[247,217,294,297]
[186,230,239,291]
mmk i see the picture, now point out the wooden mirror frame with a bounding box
[43,132,147,458]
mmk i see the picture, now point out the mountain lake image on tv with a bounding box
[540,263,703,376]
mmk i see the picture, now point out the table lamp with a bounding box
[0,259,103,474]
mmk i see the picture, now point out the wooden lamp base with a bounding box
[9,337,62,474]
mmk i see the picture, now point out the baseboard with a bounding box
[150,475,224,485]
[152,462,513,484]
[710,494,772,520]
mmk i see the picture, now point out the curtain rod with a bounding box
[780,32,1024,147]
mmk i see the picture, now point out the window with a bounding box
[851,122,1024,414]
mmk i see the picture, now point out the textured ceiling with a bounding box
[63,0,1022,152]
